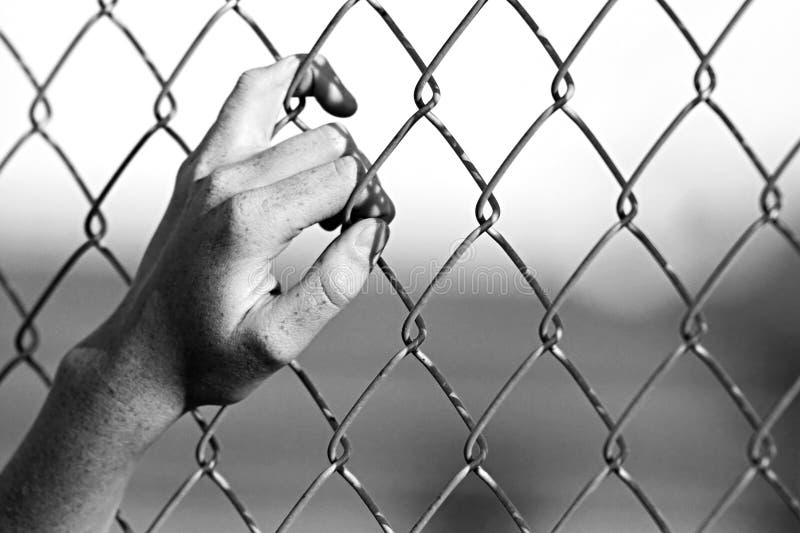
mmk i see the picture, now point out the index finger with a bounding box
[190,55,357,177]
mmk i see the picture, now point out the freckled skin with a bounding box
[0,55,391,533]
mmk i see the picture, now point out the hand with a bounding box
[83,55,392,410]
[0,55,394,533]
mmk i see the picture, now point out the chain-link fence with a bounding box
[1,0,799,531]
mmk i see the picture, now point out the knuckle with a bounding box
[229,189,283,233]
[261,181,289,215]
[180,151,212,182]
[223,192,255,230]
[192,167,231,207]
[206,167,231,192]
[236,67,264,90]
[317,122,350,152]
[332,155,360,181]
[307,265,350,311]
[236,65,285,95]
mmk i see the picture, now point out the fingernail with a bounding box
[355,219,389,265]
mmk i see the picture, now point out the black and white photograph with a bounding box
[1,1,799,531]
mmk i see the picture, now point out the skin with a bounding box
[0,55,391,533]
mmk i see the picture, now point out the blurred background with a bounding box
[1,0,799,531]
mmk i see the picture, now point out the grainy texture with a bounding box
[1,1,799,532]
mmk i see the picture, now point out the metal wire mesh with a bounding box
[1,0,799,531]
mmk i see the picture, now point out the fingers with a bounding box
[320,151,396,230]
[294,56,358,117]
[226,155,369,255]
[200,123,355,206]
[249,123,355,186]
[191,55,357,176]
[239,218,389,364]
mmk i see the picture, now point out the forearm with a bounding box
[0,341,183,532]
[0,56,388,532]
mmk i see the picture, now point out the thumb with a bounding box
[241,218,389,365]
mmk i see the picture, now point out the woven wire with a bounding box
[1,0,799,531]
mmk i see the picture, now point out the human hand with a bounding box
[84,55,393,410]
[0,56,394,533]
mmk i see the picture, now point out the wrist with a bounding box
[59,331,185,458]
[0,337,184,532]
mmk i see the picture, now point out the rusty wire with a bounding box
[1,0,799,531]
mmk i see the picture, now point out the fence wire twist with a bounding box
[1,0,799,531]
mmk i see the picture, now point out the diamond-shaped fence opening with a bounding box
[1,1,799,531]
